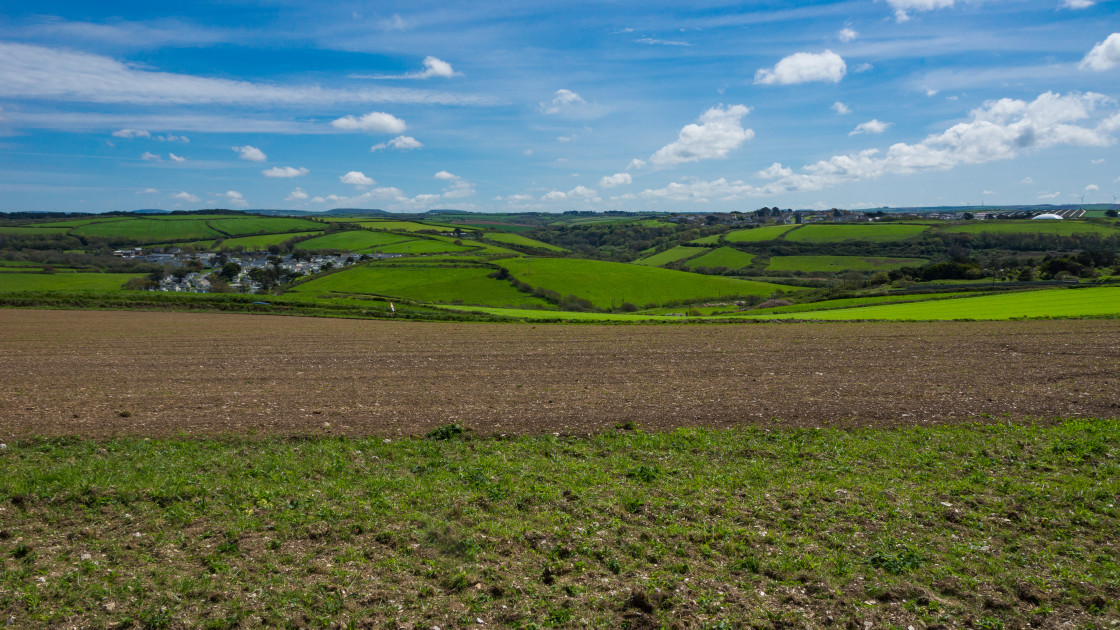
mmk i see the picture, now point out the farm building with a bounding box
[1031,213,1064,220]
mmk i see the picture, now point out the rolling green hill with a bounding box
[634,245,707,266]
[784,223,930,243]
[766,255,928,272]
[498,257,796,309]
[683,247,756,270]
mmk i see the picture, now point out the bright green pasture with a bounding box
[71,219,222,241]
[287,265,552,308]
[0,272,141,292]
[767,255,928,272]
[451,222,535,233]
[219,231,322,250]
[0,225,73,234]
[724,224,800,242]
[740,287,1120,320]
[438,305,687,321]
[941,221,1120,237]
[483,232,567,252]
[744,292,976,315]
[295,231,412,252]
[353,220,468,232]
[634,245,707,266]
[207,217,324,236]
[375,239,476,254]
[683,247,756,269]
[499,257,796,309]
[688,233,723,245]
[784,223,930,243]
[16,218,106,228]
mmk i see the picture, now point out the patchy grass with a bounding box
[785,224,930,243]
[0,419,1116,629]
[683,247,756,270]
[633,246,708,267]
[766,255,929,272]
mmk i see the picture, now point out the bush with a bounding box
[426,423,464,440]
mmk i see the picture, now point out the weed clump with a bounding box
[426,423,465,440]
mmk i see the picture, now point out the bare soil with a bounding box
[2,310,1117,438]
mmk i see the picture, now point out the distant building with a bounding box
[1032,213,1064,220]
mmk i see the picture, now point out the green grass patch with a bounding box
[745,292,976,315]
[683,247,756,270]
[287,264,553,308]
[941,221,1120,237]
[498,257,797,309]
[295,231,412,252]
[785,223,930,243]
[206,217,325,236]
[0,419,1116,628]
[482,232,568,252]
[70,219,222,242]
[633,245,708,267]
[767,256,929,272]
[374,239,477,254]
[0,273,142,292]
[724,224,800,242]
[352,220,468,232]
[739,287,1120,320]
[0,226,73,234]
[219,231,323,250]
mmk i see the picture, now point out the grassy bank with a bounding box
[1,420,1117,629]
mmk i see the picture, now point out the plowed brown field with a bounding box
[2,310,1117,438]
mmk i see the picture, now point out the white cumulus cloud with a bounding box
[599,173,632,188]
[286,187,309,201]
[355,56,460,80]
[838,27,859,42]
[233,145,267,162]
[832,101,852,115]
[263,166,309,178]
[171,191,199,203]
[330,112,408,133]
[141,151,161,161]
[1085,184,1100,191]
[168,153,186,163]
[217,190,248,208]
[627,158,647,170]
[434,171,458,180]
[1038,191,1061,199]
[755,50,846,85]
[340,171,375,186]
[1080,33,1120,72]
[850,119,893,135]
[371,135,423,151]
[113,128,149,139]
[649,104,754,167]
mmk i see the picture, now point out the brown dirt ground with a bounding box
[1,309,1117,438]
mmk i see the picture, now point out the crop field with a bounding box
[286,264,553,308]
[218,231,323,250]
[207,217,325,236]
[740,286,1120,321]
[724,224,800,242]
[353,220,467,232]
[482,232,567,252]
[2,312,1118,628]
[0,272,141,292]
[767,255,929,272]
[294,231,412,252]
[70,218,223,242]
[633,245,707,266]
[941,221,1120,237]
[745,292,976,315]
[784,223,930,243]
[498,257,795,308]
[683,247,756,269]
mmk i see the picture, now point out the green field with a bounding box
[784,223,930,243]
[1,421,1115,628]
[740,287,1119,320]
[207,217,325,236]
[633,245,707,266]
[450,222,535,233]
[683,247,756,269]
[219,231,323,250]
[353,220,469,232]
[482,232,567,252]
[375,239,477,254]
[942,221,1120,237]
[745,292,976,315]
[688,233,724,245]
[0,225,73,234]
[287,264,553,308]
[724,224,800,242]
[295,231,412,252]
[0,272,142,292]
[767,255,929,272]
[71,219,222,242]
[498,257,796,309]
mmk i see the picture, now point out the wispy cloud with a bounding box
[886,0,955,23]
[635,38,693,47]
[371,135,423,151]
[216,190,248,208]
[850,119,892,135]
[832,101,852,115]
[0,43,493,107]
[353,56,461,80]
[168,153,187,163]
[331,112,407,133]
[286,187,309,201]
[540,89,586,115]
[171,191,199,203]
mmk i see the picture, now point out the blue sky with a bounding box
[1,0,1118,213]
